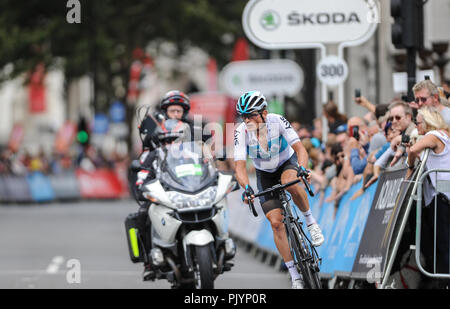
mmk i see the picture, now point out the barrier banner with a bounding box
[351,168,410,279]
[2,175,32,202]
[0,176,8,201]
[332,182,378,275]
[76,169,127,199]
[321,180,362,276]
[48,172,81,200]
[26,172,55,202]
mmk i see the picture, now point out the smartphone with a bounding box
[349,126,360,141]
[355,89,361,98]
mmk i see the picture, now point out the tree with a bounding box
[0,0,246,110]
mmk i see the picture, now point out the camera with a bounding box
[401,133,410,144]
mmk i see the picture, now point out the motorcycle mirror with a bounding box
[130,160,142,172]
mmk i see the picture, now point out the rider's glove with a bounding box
[297,166,310,178]
[242,184,255,202]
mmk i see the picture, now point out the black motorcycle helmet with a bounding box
[160,90,190,119]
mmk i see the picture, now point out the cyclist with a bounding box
[234,91,324,289]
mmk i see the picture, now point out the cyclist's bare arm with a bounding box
[235,160,249,189]
[291,141,311,182]
[235,160,254,204]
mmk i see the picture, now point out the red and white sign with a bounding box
[54,122,77,154]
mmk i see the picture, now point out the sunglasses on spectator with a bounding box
[415,96,431,104]
[391,115,403,121]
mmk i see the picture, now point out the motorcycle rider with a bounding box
[128,90,191,280]
[234,91,324,289]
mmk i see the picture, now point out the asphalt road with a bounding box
[0,200,291,289]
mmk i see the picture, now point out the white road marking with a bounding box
[46,256,65,274]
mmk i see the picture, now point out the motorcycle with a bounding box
[128,141,238,289]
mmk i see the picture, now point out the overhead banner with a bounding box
[351,168,410,280]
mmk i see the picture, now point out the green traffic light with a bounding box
[77,130,89,144]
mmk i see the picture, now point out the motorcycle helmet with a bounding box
[160,90,190,119]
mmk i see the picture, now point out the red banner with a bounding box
[75,169,128,199]
[8,124,25,153]
[28,64,46,113]
[54,122,77,154]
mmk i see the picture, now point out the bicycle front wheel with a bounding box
[288,222,322,289]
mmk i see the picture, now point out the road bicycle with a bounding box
[246,173,322,289]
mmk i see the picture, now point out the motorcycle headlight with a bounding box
[167,187,217,209]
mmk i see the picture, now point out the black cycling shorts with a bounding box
[255,153,299,215]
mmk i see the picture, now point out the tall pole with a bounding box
[406,47,417,101]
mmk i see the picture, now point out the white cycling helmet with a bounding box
[236,91,268,115]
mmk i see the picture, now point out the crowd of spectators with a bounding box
[292,80,450,211]
[289,79,450,287]
[0,144,126,177]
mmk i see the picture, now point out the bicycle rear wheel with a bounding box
[288,222,322,289]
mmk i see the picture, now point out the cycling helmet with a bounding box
[160,90,190,112]
[155,119,189,144]
[236,91,267,115]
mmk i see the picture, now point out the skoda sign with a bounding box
[219,59,304,98]
[243,0,380,49]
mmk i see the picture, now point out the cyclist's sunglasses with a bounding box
[241,113,259,120]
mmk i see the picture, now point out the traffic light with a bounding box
[391,0,424,49]
[77,117,90,146]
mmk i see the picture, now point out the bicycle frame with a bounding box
[249,177,322,289]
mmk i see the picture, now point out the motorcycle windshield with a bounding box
[162,142,216,193]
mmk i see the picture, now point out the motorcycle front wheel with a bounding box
[193,245,214,289]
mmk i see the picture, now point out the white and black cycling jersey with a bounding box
[234,114,300,172]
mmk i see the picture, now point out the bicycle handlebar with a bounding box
[247,174,315,217]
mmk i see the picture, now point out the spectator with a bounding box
[347,116,370,175]
[291,121,301,132]
[387,101,416,166]
[323,101,348,135]
[412,80,450,125]
[405,107,450,287]
[364,121,401,188]
[325,143,355,216]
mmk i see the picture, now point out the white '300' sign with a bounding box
[316,56,349,87]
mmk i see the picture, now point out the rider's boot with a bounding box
[143,263,155,281]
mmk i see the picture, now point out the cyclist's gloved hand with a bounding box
[241,184,255,204]
[297,166,312,183]
[297,166,310,178]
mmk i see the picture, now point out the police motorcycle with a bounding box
[127,117,237,289]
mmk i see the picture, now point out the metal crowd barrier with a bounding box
[415,167,450,280]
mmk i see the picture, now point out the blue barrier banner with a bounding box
[332,182,378,274]
[320,180,362,275]
[2,175,32,202]
[26,172,55,202]
[48,172,81,200]
[315,186,335,275]
[0,176,8,201]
